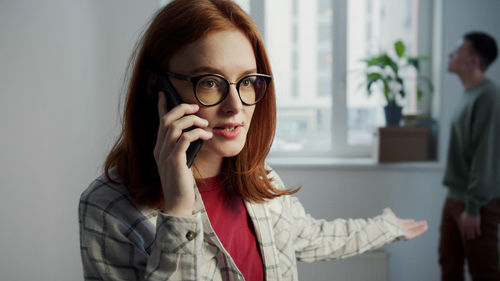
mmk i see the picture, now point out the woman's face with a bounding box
[168,29,257,160]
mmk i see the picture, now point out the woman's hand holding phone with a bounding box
[154,91,213,217]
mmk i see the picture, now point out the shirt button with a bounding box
[185,231,196,241]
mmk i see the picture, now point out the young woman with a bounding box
[79,0,428,280]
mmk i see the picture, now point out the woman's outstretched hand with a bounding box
[154,91,213,217]
[385,208,428,240]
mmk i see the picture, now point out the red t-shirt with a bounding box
[197,176,264,281]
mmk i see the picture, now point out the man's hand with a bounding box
[459,212,481,240]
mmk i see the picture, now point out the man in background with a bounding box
[439,31,500,281]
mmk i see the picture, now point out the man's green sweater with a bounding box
[443,79,500,216]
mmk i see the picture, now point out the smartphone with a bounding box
[155,74,203,168]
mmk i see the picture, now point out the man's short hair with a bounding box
[464,31,498,71]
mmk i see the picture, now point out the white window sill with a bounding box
[267,156,445,171]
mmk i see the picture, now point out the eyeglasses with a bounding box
[165,71,272,106]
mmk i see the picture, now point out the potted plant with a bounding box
[362,40,433,126]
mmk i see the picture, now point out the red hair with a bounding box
[104,0,298,208]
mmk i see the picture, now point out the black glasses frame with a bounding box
[165,71,272,106]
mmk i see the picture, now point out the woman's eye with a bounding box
[201,80,218,88]
[241,78,253,87]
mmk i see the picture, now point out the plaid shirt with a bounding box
[79,168,404,281]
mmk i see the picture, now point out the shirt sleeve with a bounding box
[467,90,499,215]
[79,197,204,281]
[283,195,404,262]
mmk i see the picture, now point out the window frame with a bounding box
[196,0,434,159]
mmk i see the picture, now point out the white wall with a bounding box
[0,1,157,280]
[273,164,446,281]
[0,0,499,281]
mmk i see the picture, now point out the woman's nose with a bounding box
[220,84,243,114]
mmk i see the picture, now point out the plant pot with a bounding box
[384,104,402,126]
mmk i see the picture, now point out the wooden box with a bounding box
[373,126,430,163]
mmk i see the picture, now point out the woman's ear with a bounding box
[146,70,158,98]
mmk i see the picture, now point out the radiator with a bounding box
[297,250,390,281]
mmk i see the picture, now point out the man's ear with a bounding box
[146,70,158,98]
[470,55,482,71]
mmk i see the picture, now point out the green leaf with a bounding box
[367,72,383,80]
[364,54,398,71]
[366,81,375,95]
[417,88,423,100]
[395,40,405,58]
[363,56,384,67]
[381,54,397,67]
[395,76,404,85]
[407,57,420,71]
[383,80,390,97]
[366,72,384,95]
[399,89,406,98]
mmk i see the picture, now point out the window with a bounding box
[346,0,420,148]
[239,0,433,158]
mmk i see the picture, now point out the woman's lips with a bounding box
[212,124,242,139]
